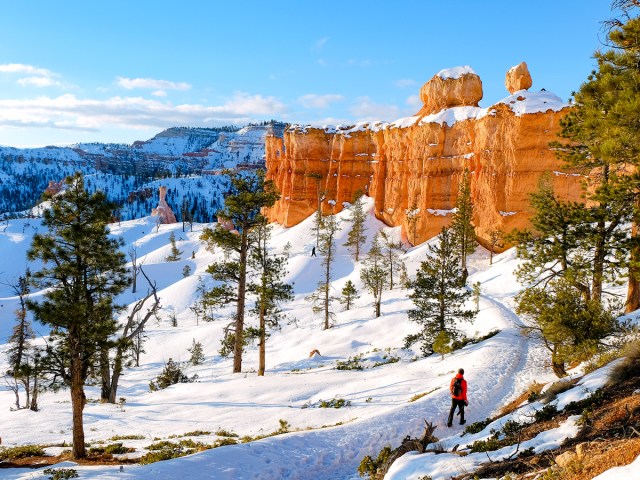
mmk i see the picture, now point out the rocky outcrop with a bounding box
[151,186,177,224]
[505,62,533,94]
[265,64,583,248]
[417,66,483,116]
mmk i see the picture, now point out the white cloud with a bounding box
[0,63,52,76]
[349,96,406,122]
[117,77,191,91]
[395,79,417,88]
[0,92,287,132]
[17,76,59,87]
[152,90,167,97]
[0,63,62,88]
[298,94,344,109]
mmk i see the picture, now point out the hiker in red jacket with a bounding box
[447,368,468,427]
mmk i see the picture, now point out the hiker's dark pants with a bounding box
[447,398,465,425]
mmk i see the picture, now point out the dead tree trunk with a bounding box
[375,420,438,480]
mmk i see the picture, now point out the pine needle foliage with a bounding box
[405,227,475,355]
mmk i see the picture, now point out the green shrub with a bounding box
[149,358,198,391]
[105,443,134,454]
[110,434,145,441]
[358,445,392,477]
[319,397,351,408]
[608,340,640,384]
[139,448,188,465]
[214,429,238,438]
[469,435,504,453]
[213,437,238,447]
[534,404,559,422]
[336,354,364,371]
[463,418,491,435]
[0,444,45,460]
[564,388,606,414]
[183,430,211,437]
[42,468,79,480]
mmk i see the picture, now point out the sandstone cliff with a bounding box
[151,186,177,224]
[265,64,583,247]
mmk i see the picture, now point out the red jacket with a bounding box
[450,373,467,401]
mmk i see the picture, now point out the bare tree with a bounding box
[101,268,160,403]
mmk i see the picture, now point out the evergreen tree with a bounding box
[306,215,340,329]
[200,170,279,373]
[554,3,640,310]
[344,193,367,261]
[340,280,357,311]
[516,276,622,377]
[379,230,406,289]
[488,228,503,266]
[360,234,389,318]
[404,228,475,355]
[188,339,205,366]
[27,173,130,458]
[149,358,197,391]
[3,271,37,410]
[450,169,476,284]
[432,330,453,360]
[165,231,183,262]
[248,219,294,376]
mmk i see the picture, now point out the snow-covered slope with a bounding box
[0,198,636,480]
[0,123,285,219]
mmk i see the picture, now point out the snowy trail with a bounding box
[0,214,555,480]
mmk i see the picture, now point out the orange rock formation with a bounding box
[151,186,177,224]
[265,64,583,248]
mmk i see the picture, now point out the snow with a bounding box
[497,90,568,116]
[436,66,476,80]
[0,197,632,480]
[592,454,640,479]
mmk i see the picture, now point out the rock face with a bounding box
[265,64,583,248]
[418,66,483,116]
[151,186,177,224]
[505,62,533,94]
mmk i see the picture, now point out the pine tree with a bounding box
[344,193,367,261]
[200,170,279,373]
[27,173,130,458]
[404,227,475,355]
[554,3,640,310]
[488,228,503,266]
[516,276,622,377]
[450,169,476,285]
[360,234,389,318]
[165,231,183,262]
[379,230,406,289]
[149,358,197,391]
[248,220,294,376]
[306,215,340,329]
[432,330,453,360]
[340,280,357,311]
[188,339,205,366]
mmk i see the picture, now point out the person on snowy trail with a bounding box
[447,368,468,427]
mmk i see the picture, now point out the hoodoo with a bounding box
[151,186,177,224]
[265,63,583,248]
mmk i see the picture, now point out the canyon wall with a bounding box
[265,63,583,247]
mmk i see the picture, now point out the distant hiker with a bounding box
[447,368,468,427]
[311,246,316,257]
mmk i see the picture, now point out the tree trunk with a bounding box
[626,220,640,313]
[233,230,248,373]
[258,307,266,377]
[551,360,567,378]
[100,347,111,402]
[70,357,87,458]
[591,219,606,303]
[108,343,125,404]
[489,247,494,265]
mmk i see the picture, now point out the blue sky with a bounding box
[0,1,613,147]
